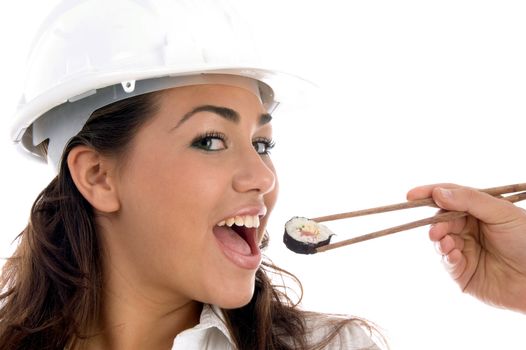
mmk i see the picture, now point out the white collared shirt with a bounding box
[171,304,380,350]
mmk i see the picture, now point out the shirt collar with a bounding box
[194,304,234,345]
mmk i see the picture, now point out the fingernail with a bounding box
[442,254,453,267]
[433,241,442,255]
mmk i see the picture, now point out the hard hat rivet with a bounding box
[121,80,136,93]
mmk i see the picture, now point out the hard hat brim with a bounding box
[11,65,316,152]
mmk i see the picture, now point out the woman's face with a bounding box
[102,83,278,309]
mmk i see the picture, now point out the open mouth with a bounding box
[213,215,261,257]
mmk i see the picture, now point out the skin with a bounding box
[67,84,278,349]
[407,184,526,313]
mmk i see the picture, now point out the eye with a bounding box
[252,137,276,155]
[191,132,227,151]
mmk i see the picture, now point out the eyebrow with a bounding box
[172,105,272,129]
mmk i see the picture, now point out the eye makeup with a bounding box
[190,131,228,152]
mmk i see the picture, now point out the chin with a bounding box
[212,279,256,310]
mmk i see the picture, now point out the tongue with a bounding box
[214,226,252,256]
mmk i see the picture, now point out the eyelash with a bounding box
[252,137,276,156]
[190,132,276,155]
[191,131,228,152]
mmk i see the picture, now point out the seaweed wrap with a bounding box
[283,217,334,254]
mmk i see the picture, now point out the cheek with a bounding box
[128,153,228,227]
[112,151,232,290]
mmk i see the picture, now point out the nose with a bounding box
[232,147,276,195]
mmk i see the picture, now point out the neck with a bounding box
[73,268,202,350]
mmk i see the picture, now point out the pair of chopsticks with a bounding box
[312,183,526,253]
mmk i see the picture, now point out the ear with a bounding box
[67,145,120,213]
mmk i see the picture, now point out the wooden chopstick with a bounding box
[311,183,526,223]
[316,190,526,253]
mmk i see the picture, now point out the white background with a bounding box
[1,1,526,349]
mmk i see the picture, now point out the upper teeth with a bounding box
[218,215,260,228]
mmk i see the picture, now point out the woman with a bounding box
[0,1,380,349]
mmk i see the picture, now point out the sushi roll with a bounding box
[283,217,334,254]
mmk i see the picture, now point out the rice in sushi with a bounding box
[283,217,334,254]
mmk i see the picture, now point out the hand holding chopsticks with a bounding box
[405,183,526,314]
[314,183,526,253]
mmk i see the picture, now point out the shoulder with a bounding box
[302,312,381,350]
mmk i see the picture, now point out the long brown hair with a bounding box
[0,91,378,349]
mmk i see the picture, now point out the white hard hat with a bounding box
[10,0,313,171]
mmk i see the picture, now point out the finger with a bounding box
[406,183,458,201]
[429,217,467,241]
[442,248,467,281]
[407,183,447,201]
[432,186,523,225]
[436,234,465,256]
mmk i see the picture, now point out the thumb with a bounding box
[432,186,518,225]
